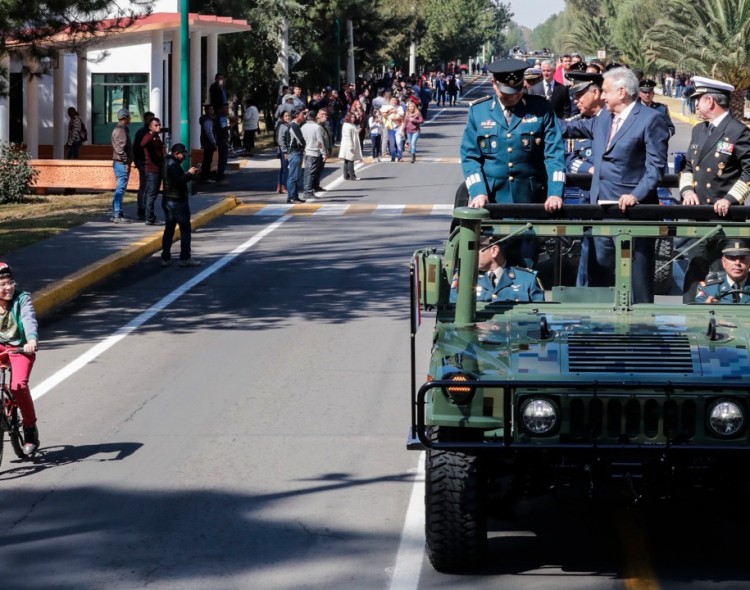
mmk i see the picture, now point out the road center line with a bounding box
[32,215,291,400]
[388,452,425,590]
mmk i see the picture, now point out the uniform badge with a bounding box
[511,284,521,291]
[535,138,542,145]
[491,140,497,149]
[585,148,592,157]
[717,141,734,155]
[522,138,530,147]
[480,119,496,129]
[718,162,726,169]
[522,115,538,123]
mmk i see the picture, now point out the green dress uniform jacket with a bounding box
[450,267,545,303]
[679,117,750,205]
[695,273,750,304]
[461,94,566,204]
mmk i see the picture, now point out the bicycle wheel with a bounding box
[8,407,26,460]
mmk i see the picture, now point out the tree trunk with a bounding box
[730,89,746,120]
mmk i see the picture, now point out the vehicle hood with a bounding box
[433,307,750,383]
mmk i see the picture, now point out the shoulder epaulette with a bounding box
[703,271,725,286]
[469,95,492,107]
[512,266,537,275]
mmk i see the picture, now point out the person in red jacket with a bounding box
[140,117,165,225]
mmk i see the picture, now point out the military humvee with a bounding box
[409,204,750,572]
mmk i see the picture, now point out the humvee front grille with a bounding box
[566,334,693,374]
[564,396,698,442]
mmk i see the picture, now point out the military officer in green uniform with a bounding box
[679,76,750,301]
[695,240,750,304]
[638,79,675,136]
[460,58,566,213]
[450,235,545,303]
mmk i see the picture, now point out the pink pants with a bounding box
[0,344,37,427]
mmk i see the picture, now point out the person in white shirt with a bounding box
[242,98,260,156]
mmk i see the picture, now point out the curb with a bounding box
[33,195,241,318]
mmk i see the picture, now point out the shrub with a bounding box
[0,142,38,204]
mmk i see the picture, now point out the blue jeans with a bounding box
[161,199,192,261]
[371,134,382,159]
[388,130,402,161]
[112,162,130,217]
[278,151,289,187]
[217,145,228,180]
[144,171,162,222]
[407,131,420,155]
[287,152,303,200]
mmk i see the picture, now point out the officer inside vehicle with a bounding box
[695,240,750,303]
[450,235,545,303]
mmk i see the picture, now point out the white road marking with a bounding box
[431,204,454,214]
[32,216,291,400]
[388,452,426,590]
[374,204,406,215]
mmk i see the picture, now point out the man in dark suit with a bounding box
[531,60,571,119]
[561,67,670,303]
[679,76,750,301]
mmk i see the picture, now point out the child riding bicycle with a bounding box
[0,262,40,455]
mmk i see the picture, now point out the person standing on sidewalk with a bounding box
[140,117,165,226]
[160,144,201,268]
[214,104,230,186]
[314,109,332,192]
[199,104,216,183]
[276,110,291,193]
[285,108,307,203]
[301,110,325,201]
[133,111,155,220]
[339,112,363,180]
[111,109,134,223]
[65,107,84,160]
[242,98,260,156]
[0,262,40,456]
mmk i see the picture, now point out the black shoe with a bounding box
[287,198,305,204]
[314,186,326,192]
[145,220,164,226]
[23,425,39,456]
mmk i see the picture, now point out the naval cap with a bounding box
[565,71,603,96]
[722,240,750,257]
[487,58,528,94]
[692,75,735,99]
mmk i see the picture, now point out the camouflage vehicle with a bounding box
[409,204,750,572]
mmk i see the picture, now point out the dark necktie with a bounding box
[489,271,497,287]
[733,283,741,303]
[545,83,552,99]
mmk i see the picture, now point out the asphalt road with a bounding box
[3,80,747,590]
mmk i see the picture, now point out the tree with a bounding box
[421,0,512,65]
[647,0,750,117]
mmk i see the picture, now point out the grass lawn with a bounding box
[0,193,136,257]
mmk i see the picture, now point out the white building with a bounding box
[0,0,249,157]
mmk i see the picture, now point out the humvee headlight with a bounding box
[708,401,744,437]
[443,374,475,405]
[521,399,558,435]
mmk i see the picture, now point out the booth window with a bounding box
[91,73,149,144]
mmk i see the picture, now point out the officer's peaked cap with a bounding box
[722,240,750,257]
[487,59,528,94]
[692,76,735,100]
[566,71,603,95]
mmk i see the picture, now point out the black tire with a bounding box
[654,238,673,296]
[425,428,487,572]
[8,407,26,460]
[0,416,5,467]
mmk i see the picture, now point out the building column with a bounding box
[150,30,164,119]
[190,30,202,151]
[171,26,182,145]
[76,50,88,133]
[53,57,65,158]
[25,62,39,157]
[0,53,10,143]
[207,33,218,99]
